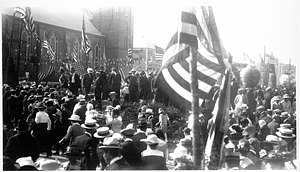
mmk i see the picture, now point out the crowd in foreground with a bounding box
[2,67,297,170]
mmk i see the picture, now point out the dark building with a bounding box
[2,7,134,84]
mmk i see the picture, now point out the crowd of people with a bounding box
[2,65,297,170]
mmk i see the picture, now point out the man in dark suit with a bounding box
[73,120,99,170]
[120,127,142,169]
[107,67,122,100]
[82,68,94,96]
[132,119,148,152]
[99,137,131,170]
[69,67,81,96]
[267,115,281,135]
[4,119,39,162]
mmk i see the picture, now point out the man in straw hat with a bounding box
[140,134,168,170]
[73,119,99,170]
[120,125,142,169]
[95,127,114,170]
[99,137,132,170]
[59,114,84,146]
[82,68,94,96]
[62,145,86,170]
[271,96,283,111]
[4,119,39,162]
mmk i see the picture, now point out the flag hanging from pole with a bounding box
[14,7,40,41]
[42,40,55,62]
[204,69,231,169]
[154,6,227,110]
[81,14,91,54]
[37,64,55,82]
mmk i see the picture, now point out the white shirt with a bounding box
[35,111,51,130]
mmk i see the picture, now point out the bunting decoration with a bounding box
[42,40,55,62]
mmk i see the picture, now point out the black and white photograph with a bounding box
[1,0,298,170]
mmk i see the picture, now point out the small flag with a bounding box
[128,48,132,58]
[81,14,91,54]
[42,40,55,61]
[265,53,277,64]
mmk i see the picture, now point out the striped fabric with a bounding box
[128,48,132,57]
[15,7,39,41]
[154,6,226,110]
[81,14,91,54]
[118,68,126,85]
[42,40,55,61]
[205,69,231,169]
[37,64,55,82]
[71,44,79,62]
[72,61,85,76]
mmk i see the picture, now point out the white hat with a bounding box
[68,114,81,122]
[81,119,99,129]
[87,68,94,73]
[94,127,114,138]
[169,146,188,159]
[276,129,296,138]
[145,108,154,114]
[141,134,164,145]
[15,156,35,168]
[37,159,61,170]
[99,137,122,149]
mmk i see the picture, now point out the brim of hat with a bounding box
[81,123,99,129]
[93,130,114,138]
[169,153,187,159]
[263,141,279,145]
[64,152,85,156]
[99,145,122,149]
[137,124,148,127]
[141,138,164,145]
[276,132,296,138]
[68,118,81,121]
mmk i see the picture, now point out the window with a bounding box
[21,30,30,62]
[50,34,57,61]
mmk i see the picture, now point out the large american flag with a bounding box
[154,6,227,110]
[81,14,91,54]
[14,7,39,41]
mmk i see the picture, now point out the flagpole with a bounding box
[16,20,23,76]
[6,12,17,84]
[190,46,201,170]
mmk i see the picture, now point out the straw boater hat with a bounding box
[277,123,294,131]
[77,94,85,100]
[68,114,81,122]
[256,105,265,111]
[169,146,190,159]
[280,112,290,118]
[283,94,291,99]
[274,96,281,101]
[105,105,114,112]
[34,102,46,109]
[99,137,122,149]
[276,128,295,139]
[94,127,114,138]
[109,91,116,96]
[263,135,280,144]
[145,108,154,114]
[63,145,84,156]
[81,120,99,129]
[141,134,164,145]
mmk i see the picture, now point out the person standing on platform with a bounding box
[59,67,69,93]
[69,67,81,97]
[82,68,94,97]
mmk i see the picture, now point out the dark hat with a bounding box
[120,128,136,136]
[79,99,86,105]
[183,127,191,134]
[225,149,240,161]
[242,125,256,136]
[16,119,28,131]
[34,102,46,109]
[94,127,114,138]
[137,119,148,128]
[64,145,84,156]
[99,137,122,149]
[229,132,243,140]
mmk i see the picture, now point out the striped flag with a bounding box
[155,45,164,61]
[205,69,231,169]
[154,6,227,110]
[118,68,126,85]
[37,64,55,82]
[71,44,80,62]
[42,40,55,61]
[81,14,91,54]
[128,48,132,58]
[15,7,39,41]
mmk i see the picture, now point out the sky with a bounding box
[133,1,299,65]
